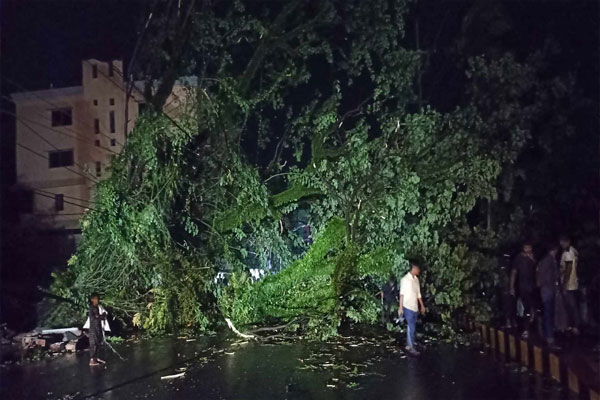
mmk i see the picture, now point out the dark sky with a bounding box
[1,0,598,213]
[2,1,597,94]
[1,0,141,90]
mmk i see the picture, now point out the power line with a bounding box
[33,190,95,212]
[12,117,104,183]
[108,61,183,113]
[124,2,158,134]
[4,75,120,143]
[7,63,196,184]
[16,142,99,185]
[3,76,125,147]
[88,60,195,139]
[35,187,97,205]
[0,99,121,153]
[8,62,192,147]
[31,212,86,217]
[6,73,190,197]
[0,105,120,155]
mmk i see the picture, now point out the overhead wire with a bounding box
[32,190,95,211]
[88,60,194,139]
[12,117,101,182]
[5,69,189,212]
[4,75,123,145]
[34,187,97,205]
[0,104,119,155]
[31,212,86,217]
[7,60,197,202]
[4,15,198,222]
[2,75,130,189]
[3,76,125,147]
[16,142,99,185]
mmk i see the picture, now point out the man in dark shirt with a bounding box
[511,242,536,338]
[537,246,559,347]
[380,277,399,324]
[500,253,516,329]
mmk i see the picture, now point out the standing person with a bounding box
[398,263,426,356]
[559,235,580,335]
[88,293,107,366]
[500,253,517,329]
[510,242,536,339]
[537,246,559,347]
[380,276,398,324]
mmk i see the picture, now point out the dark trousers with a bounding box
[381,301,396,323]
[89,328,102,360]
[540,286,555,341]
[564,290,580,328]
[520,290,535,332]
[503,293,516,322]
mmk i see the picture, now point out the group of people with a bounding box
[506,235,580,348]
[380,235,582,357]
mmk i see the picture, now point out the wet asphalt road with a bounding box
[0,335,573,400]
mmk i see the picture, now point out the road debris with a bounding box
[225,318,256,339]
[161,372,186,380]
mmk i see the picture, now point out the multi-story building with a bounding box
[11,59,193,233]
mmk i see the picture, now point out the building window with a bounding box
[93,99,98,106]
[109,98,115,106]
[51,108,72,127]
[108,61,114,77]
[55,194,64,211]
[95,161,102,177]
[109,110,115,133]
[49,149,74,168]
[110,139,116,147]
[94,118,100,134]
[95,139,100,147]
[92,65,98,79]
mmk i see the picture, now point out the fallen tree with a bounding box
[44,0,538,338]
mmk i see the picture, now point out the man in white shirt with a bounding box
[398,263,426,356]
[560,235,580,335]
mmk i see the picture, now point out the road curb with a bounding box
[471,321,598,400]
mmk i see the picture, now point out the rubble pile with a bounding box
[1,325,88,363]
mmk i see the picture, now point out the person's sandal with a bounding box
[89,360,99,366]
[406,347,421,357]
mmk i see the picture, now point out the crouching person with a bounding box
[398,263,426,356]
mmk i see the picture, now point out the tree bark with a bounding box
[150,0,197,111]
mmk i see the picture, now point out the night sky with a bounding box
[2,1,598,171]
[0,1,598,235]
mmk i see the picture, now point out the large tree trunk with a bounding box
[150,0,197,110]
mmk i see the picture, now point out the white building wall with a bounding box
[12,59,192,231]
